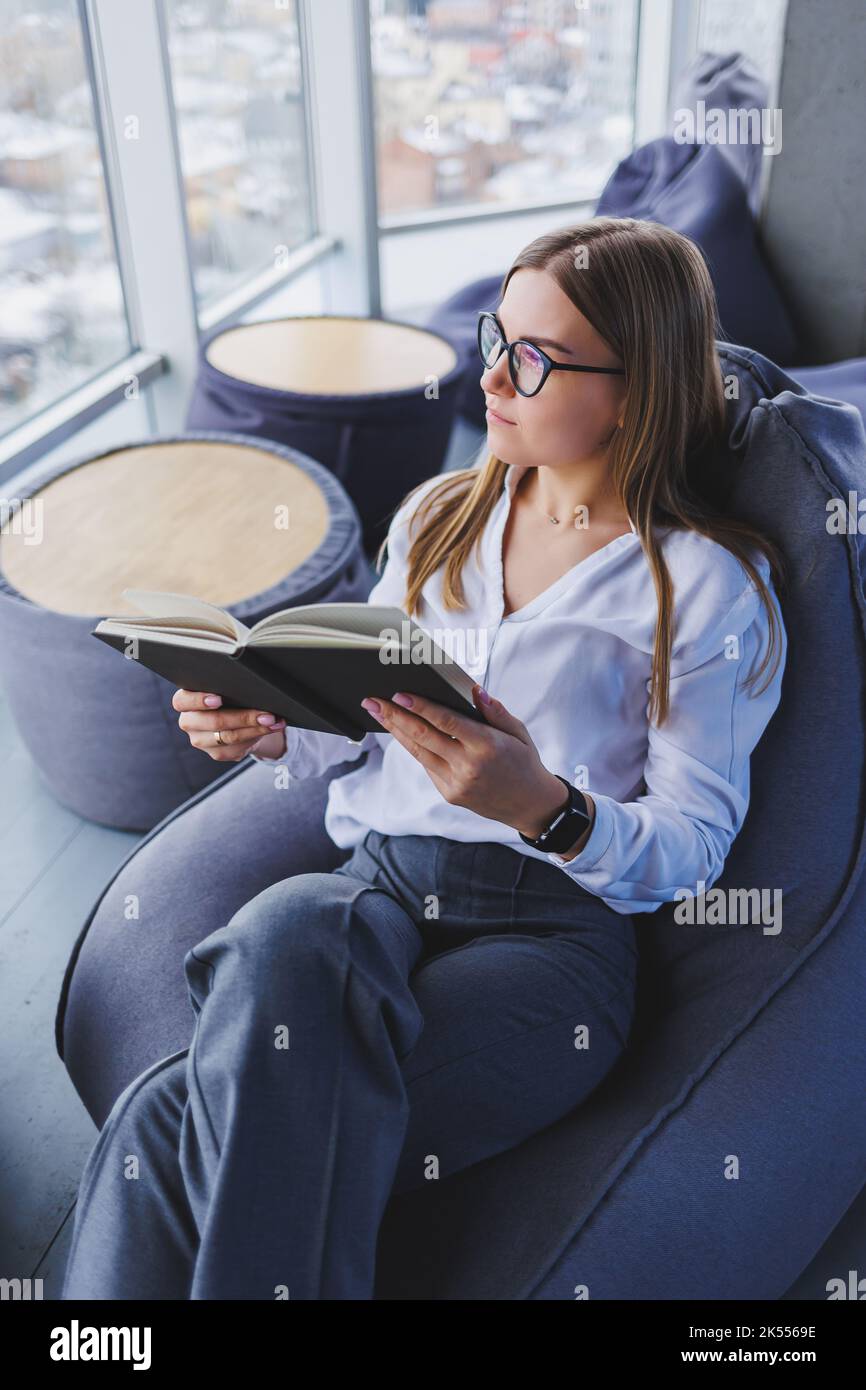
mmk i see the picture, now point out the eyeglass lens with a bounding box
[479,316,544,395]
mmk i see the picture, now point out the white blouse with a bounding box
[251,463,787,916]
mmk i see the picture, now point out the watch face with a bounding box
[519,779,589,852]
[542,808,567,839]
[543,809,585,854]
[544,789,591,853]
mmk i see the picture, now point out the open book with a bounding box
[92,589,485,742]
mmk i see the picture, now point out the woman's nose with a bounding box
[480,350,512,394]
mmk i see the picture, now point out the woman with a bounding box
[61,217,787,1301]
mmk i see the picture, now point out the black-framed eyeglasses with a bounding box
[476,310,625,398]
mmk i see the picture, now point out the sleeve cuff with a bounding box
[248,725,300,766]
[547,792,616,873]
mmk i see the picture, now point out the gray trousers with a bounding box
[61,828,638,1300]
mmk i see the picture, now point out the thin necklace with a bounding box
[542,505,582,526]
[527,473,587,526]
[534,488,586,526]
[525,469,592,528]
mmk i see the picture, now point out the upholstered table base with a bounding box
[0,433,371,830]
[185,315,462,553]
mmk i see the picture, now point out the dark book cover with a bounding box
[92,629,486,742]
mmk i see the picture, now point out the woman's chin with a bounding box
[486,426,515,456]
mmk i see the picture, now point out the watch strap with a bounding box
[519,776,592,854]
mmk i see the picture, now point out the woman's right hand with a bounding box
[172,689,288,762]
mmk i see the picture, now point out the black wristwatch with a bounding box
[518,775,593,855]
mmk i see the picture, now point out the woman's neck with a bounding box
[522,463,629,527]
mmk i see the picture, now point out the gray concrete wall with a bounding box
[760,0,866,363]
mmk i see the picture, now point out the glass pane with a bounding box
[697,0,788,92]
[0,0,131,441]
[164,0,315,310]
[369,0,640,218]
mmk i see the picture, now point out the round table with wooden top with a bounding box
[185,314,463,554]
[0,434,372,830]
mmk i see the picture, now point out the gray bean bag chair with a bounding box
[670,50,772,218]
[790,358,866,429]
[57,342,866,1297]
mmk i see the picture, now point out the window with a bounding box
[164,0,316,310]
[368,0,640,220]
[697,0,789,96]
[0,0,131,441]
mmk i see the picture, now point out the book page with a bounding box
[96,617,238,645]
[122,589,250,642]
[249,603,407,640]
[96,625,243,656]
[253,630,385,649]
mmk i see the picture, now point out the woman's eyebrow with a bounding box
[496,315,575,355]
[528,336,575,355]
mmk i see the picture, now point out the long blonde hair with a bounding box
[377,216,786,726]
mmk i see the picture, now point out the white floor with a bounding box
[0,678,142,1297]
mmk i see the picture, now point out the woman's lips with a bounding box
[486,406,516,425]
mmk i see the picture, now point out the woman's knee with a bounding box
[184,871,371,986]
[101,1052,188,1154]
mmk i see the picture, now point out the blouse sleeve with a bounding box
[548,563,787,914]
[248,473,446,778]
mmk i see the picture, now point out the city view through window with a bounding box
[0,0,130,440]
[369,0,639,217]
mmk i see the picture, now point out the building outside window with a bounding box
[369,0,640,220]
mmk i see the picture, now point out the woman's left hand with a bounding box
[360,684,588,843]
